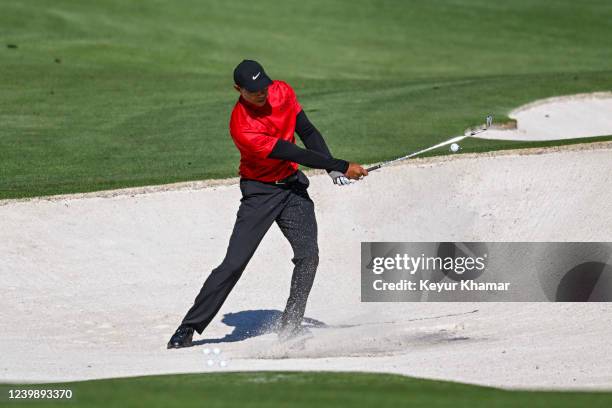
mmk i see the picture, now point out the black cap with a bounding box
[233,60,273,92]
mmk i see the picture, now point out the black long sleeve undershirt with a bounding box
[295,110,333,159]
[268,110,349,173]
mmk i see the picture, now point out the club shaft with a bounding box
[366,135,467,172]
[365,115,493,173]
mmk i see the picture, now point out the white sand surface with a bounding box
[480,92,612,141]
[2,140,611,389]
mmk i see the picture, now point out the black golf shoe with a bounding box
[167,325,194,349]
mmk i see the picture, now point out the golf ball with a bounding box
[450,143,460,153]
[206,359,215,367]
[213,348,221,355]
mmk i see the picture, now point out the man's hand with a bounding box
[345,163,368,180]
[329,170,351,186]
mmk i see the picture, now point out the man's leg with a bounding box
[181,182,290,334]
[275,187,319,335]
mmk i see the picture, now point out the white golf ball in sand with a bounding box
[213,348,221,355]
[207,359,215,367]
[450,143,460,153]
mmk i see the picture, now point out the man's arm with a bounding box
[268,108,349,172]
[294,110,333,161]
[291,110,362,183]
[268,109,368,179]
[268,139,349,173]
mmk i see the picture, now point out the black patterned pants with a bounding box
[182,171,319,334]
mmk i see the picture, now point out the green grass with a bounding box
[2,0,611,199]
[2,372,612,408]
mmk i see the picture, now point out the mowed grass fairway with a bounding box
[3,372,612,408]
[2,0,612,199]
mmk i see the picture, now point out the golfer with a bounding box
[168,60,368,348]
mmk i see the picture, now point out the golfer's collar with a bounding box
[240,96,272,116]
[240,97,270,113]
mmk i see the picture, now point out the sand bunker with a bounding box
[480,92,612,141]
[2,140,612,389]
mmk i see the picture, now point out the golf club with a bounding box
[365,115,493,172]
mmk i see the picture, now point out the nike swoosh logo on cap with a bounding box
[252,72,261,80]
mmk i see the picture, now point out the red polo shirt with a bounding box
[229,80,302,182]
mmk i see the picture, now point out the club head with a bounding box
[486,115,493,128]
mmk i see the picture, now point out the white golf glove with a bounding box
[329,170,351,186]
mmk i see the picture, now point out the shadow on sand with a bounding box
[193,309,326,345]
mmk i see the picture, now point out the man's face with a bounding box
[235,85,268,107]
